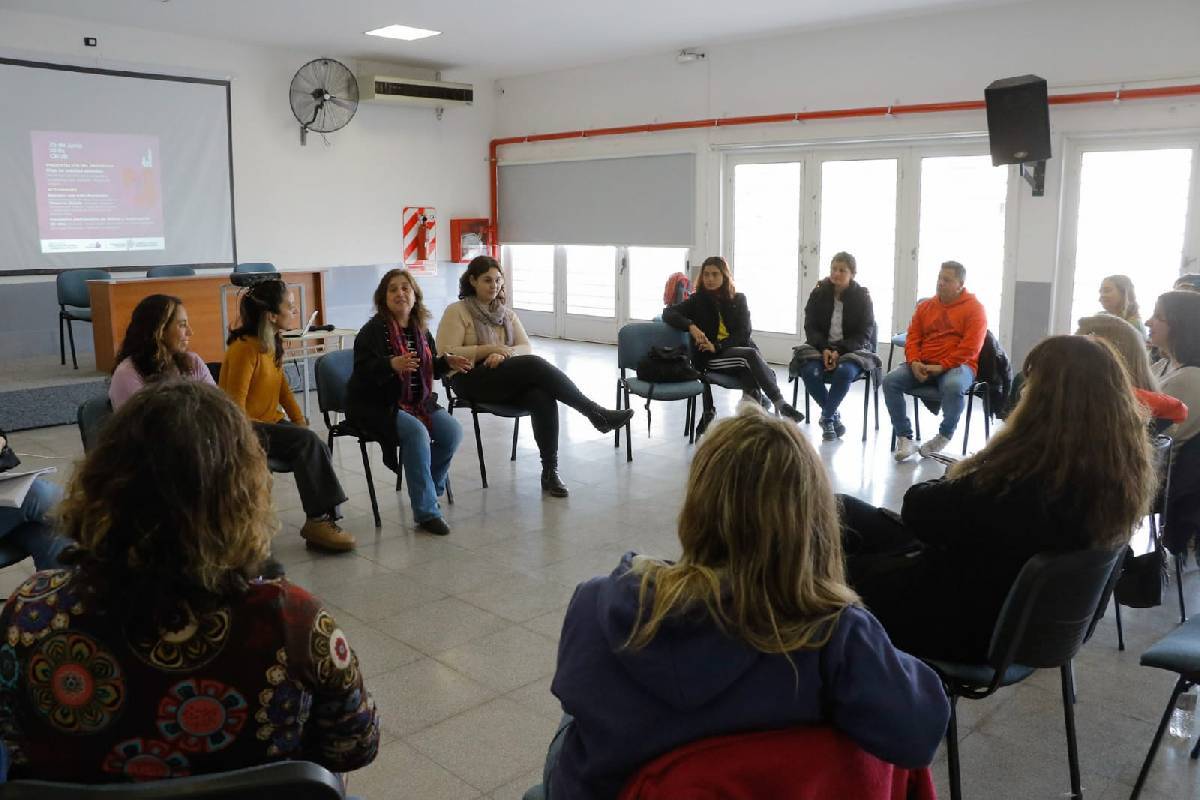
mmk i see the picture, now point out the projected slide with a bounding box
[31,131,166,254]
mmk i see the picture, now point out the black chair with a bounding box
[615,322,704,460]
[443,380,528,488]
[925,547,1124,800]
[888,379,992,456]
[57,268,111,369]
[886,331,907,371]
[788,369,879,442]
[1113,435,1186,651]
[1129,614,1200,799]
[1,759,344,799]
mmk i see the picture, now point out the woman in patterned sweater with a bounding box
[0,381,378,783]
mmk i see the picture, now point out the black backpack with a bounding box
[635,346,700,383]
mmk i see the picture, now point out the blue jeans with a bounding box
[0,478,68,570]
[798,359,863,421]
[883,363,975,439]
[394,408,462,523]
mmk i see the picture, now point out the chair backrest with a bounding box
[146,264,197,278]
[617,321,690,370]
[987,547,1125,673]
[1,760,344,799]
[76,395,114,453]
[235,262,277,274]
[206,362,222,384]
[315,349,354,416]
[617,727,935,800]
[56,269,112,308]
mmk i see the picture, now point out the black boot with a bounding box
[587,406,634,434]
[775,400,805,423]
[541,466,569,498]
[695,407,716,436]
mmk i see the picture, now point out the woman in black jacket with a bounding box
[792,252,880,440]
[839,335,1155,662]
[663,256,803,434]
[347,269,472,537]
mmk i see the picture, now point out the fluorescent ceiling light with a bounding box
[365,24,441,41]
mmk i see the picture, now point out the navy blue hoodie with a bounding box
[549,553,950,800]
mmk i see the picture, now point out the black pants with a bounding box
[254,421,347,518]
[702,346,783,412]
[449,355,601,468]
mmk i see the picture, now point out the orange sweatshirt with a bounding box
[219,335,305,425]
[905,290,987,374]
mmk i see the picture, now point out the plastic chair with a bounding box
[789,369,879,442]
[886,332,907,371]
[925,547,1124,800]
[1129,615,1200,798]
[443,380,528,489]
[615,726,936,800]
[615,322,704,462]
[888,379,992,456]
[146,264,197,278]
[235,262,277,273]
[56,269,111,369]
[76,395,114,452]
[0,759,344,799]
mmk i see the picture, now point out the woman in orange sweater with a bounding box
[220,279,353,552]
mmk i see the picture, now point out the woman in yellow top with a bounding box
[436,256,632,498]
[220,279,353,552]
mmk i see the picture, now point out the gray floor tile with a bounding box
[434,625,559,694]
[369,658,499,738]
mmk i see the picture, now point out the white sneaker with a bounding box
[918,434,952,458]
[894,436,918,462]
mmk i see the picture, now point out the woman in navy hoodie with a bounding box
[527,405,949,800]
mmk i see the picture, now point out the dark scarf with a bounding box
[386,315,434,426]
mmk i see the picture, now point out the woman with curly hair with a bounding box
[108,294,214,409]
[0,381,378,783]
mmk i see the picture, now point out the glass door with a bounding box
[504,244,556,338]
[626,246,690,321]
[562,244,618,342]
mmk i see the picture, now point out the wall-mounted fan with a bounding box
[289,58,359,145]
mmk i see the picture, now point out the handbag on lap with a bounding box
[635,346,701,383]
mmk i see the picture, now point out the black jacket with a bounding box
[662,291,753,366]
[346,314,450,450]
[856,475,1091,663]
[803,280,876,354]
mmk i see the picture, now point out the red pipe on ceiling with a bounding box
[487,82,1200,247]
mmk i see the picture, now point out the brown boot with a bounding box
[300,517,356,552]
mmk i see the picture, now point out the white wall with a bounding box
[0,8,493,273]
[491,0,1200,356]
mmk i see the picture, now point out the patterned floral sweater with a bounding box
[0,570,379,782]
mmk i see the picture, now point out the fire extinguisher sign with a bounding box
[403,207,437,275]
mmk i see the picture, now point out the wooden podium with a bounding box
[87,271,328,372]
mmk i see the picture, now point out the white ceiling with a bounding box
[0,0,1026,78]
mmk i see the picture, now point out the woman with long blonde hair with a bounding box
[841,335,1156,662]
[0,381,378,783]
[530,405,948,800]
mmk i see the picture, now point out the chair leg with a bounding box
[686,395,696,445]
[913,396,921,441]
[614,380,622,449]
[874,382,880,430]
[945,694,963,800]
[1131,677,1190,800]
[1176,554,1187,623]
[1060,663,1083,800]
[792,376,799,409]
[1114,599,1125,651]
[471,410,488,488]
[645,398,652,438]
[861,372,870,443]
[963,391,974,456]
[446,476,455,505]
[58,312,66,366]
[510,418,519,461]
[625,386,634,461]
[887,342,895,372]
[361,441,381,528]
[66,317,78,369]
[983,390,992,441]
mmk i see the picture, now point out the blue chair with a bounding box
[0,759,344,798]
[888,379,991,456]
[56,269,111,369]
[1130,615,1200,798]
[926,547,1124,800]
[146,264,196,278]
[886,332,907,371]
[315,349,453,527]
[615,321,704,462]
[76,395,114,452]
[443,380,528,489]
[790,323,881,442]
[235,262,277,273]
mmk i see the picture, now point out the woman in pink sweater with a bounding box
[108,294,214,410]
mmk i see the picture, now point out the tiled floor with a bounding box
[5,337,1199,800]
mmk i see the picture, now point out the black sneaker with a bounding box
[776,402,805,423]
[820,417,837,441]
[833,414,846,439]
[541,469,570,498]
[695,408,716,436]
[589,407,634,434]
[417,516,451,536]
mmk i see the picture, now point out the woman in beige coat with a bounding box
[436,256,632,497]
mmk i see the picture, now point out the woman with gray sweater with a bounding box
[436,256,632,497]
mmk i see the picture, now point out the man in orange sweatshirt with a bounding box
[885,261,987,461]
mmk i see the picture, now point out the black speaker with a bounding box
[985,75,1051,166]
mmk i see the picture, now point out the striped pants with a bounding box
[703,346,783,411]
